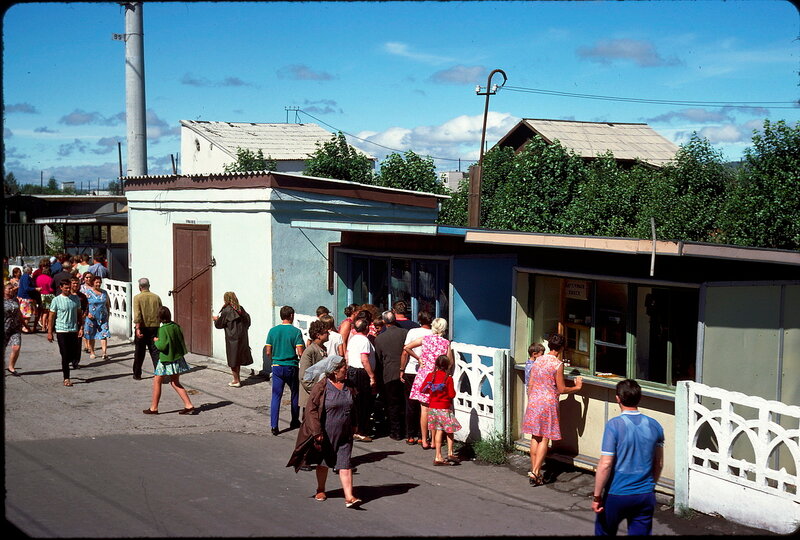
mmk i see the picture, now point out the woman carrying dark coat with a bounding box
[213,291,253,388]
[287,356,362,508]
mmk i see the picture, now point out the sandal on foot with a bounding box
[433,459,455,466]
[445,456,461,465]
[528,472,544,486]
[63,379,73,387]
[143,408,158,414]
[345,498,362,508]
[447,454,461,463]
[314,490,327,501]
[179,407,198,415]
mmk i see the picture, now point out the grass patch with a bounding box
[472,431,512,465]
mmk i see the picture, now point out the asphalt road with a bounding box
[4,332,770,537]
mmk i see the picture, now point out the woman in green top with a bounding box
[143,306,198,415]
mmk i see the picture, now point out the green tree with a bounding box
[223,147,277,173]
[477,146,516,226]
[375,151,445,194]
[437,177,469,227]
[484,136,585,233]
[304,132,375,184]
[46,176,58,193]
[4,172,19,195]
[562,153,648,238]
[721,119,800,250]
[107,180,124,195]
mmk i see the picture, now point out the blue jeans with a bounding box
[595,491,656,536]
[271,365,299,429]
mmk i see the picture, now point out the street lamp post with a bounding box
[468,68,507,228]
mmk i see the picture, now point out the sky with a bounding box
[3,0,799,187]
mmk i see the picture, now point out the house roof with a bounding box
[34,211,128,225]
[494,118,679,167]
[180,120,376,161]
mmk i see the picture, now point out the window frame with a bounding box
[517,267,700,390]
[338,248,452,323]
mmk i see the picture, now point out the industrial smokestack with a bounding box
[124,2,147,176]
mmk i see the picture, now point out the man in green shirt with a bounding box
[48,278,84,387]
[265,305,305,436]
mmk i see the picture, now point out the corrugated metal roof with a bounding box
[180,120,375,161]
[520,119,679,167]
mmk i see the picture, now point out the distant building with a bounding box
[494,118,679,168]
[439,171,467,192]
[179,120,376,175]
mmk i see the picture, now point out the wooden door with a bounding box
[172,224,212,356]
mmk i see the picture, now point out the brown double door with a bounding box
[173,224,212,356]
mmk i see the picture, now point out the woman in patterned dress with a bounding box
[16,266,36,333]
[84,276,111,359]
[4,283,24,375]
[404,317,453,449]
[521,333,583,485]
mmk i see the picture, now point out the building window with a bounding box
[529,274,697,388]
[345,255,449,321]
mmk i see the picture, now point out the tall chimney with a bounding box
[124,2,147,176]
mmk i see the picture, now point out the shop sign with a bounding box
[565,279,589,300]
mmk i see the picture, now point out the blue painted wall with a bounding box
[451,255,517,349]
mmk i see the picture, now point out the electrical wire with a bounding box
[296,108,475,164]
[502,85,799,109]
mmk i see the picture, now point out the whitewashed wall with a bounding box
[127,188,273,370]
[675,381,800,534]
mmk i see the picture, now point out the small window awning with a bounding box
[290,219,440,235]
[34,212,128,225]
[465,230,800,265]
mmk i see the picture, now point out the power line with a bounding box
[295,108,476,164]
[502,85,799,109]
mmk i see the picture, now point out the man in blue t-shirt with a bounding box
[265,305,305,436]
[592,379,664,536]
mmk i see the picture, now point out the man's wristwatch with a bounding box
[592,494,603,503]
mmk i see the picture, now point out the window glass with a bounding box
[594,281,628,376]
[369,259,389,311]
[390,259,412,312]
[564,279,592,369]
[417,261,436,318]
[437,262,449,320]
[668,288,698,384]
[351,257,368,306]
[635,287,668,383]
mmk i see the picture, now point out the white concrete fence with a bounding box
[101,279,134,340]
[675,380,800,534]
[451,342,510,443]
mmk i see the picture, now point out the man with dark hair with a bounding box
[132,278,162,380]
[265,306,304,436]
[47,278,84,386]
[51,258,72,285]
[88,254,110,279]
[392,300,420,330]
[400,310,433,444]
[374,310,409,441]
[592,379,665,536]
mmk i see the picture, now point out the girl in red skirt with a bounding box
[422,354,462,466]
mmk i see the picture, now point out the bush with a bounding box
[472,431,511,465]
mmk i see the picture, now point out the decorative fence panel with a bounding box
[674,380,800,534]
[450,342,510,443]
[292,313,316,345]
[102,279,133,340]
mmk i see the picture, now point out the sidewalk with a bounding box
[4,332,772,536]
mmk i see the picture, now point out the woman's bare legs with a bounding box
[148,374,163,411]
[420,404,430,447]
[530,435,550,477]
[7,345,21,371]
[170,374,194,409]
[231,366,241,385]
[339,468,355,501]
[100,338,108,357]
[88,338,96,357]
[445,432,455,458]
[315,465,328,494]
[433,429,444,462]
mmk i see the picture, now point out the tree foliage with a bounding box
[375,150,445,194]
[304,131,375,184]
[435,122,799,250]
[223,147,277,173]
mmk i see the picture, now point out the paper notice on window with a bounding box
[565,280,589,301]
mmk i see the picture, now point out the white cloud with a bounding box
[429,65,487,85]
[349,111,520,168]
[698,124,745,143]
[383,42,453,65]
[577,38,682,67]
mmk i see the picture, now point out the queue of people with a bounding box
[4,264,666,531]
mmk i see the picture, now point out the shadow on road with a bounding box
[196,400,235,412]
[84,372,135,383]
[324,482,419,508]
[352,450,405,467]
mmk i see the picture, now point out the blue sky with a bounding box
[3,0,798,186]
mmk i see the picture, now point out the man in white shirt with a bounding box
[400,311,433,445]
[346,319,377,442]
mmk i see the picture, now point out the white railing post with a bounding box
[674,380,690,515]
[102,279,133,340]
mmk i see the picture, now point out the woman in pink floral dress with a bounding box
[521,333,582,485]
[404,317,453,449]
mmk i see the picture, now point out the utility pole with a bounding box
[468,69,507,228]
[115,2,147,176]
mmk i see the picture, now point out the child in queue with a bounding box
[422,354,461,466]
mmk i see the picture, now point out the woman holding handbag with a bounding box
[287,356,362,508]
[213,291,253,388]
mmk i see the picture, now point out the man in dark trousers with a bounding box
[592,379,665,536]
[132,278,162,380]
[374,310,409,441]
